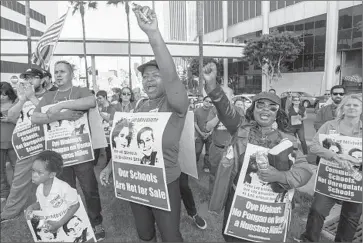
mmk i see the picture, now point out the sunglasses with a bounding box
[122,93,131,96]
[255,101,279,112]
[332,92,345,96]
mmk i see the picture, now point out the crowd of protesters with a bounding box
[0,5,361,243]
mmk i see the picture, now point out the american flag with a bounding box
[32,8,69,69]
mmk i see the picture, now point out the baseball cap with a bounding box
[253,92,281,106]
[137,59,159,74]
[42,69,52,78]
[20,67,44,79]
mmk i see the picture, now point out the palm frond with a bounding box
[72,5,79,15]
[106,0,124,6]
[88,1,98,9]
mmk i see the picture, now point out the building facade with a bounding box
[1,1,58,82]
[203,1,362,96]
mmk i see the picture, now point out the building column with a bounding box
[261,1,270,91]
[222,1,228,88]
[91,55,98,92]
[322,1,339,94]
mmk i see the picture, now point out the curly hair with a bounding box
[244,100,290,132]
[0,82,17,103]
[34,150,63,175]
[111,118,134,148]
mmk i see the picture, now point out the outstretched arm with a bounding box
[133,6,188,116]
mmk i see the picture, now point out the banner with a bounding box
[41,103,94,167]
[178,111,198,179]
[12,100,45,160]
[224,144,294,242]
[314,134,362,203]
[26,196,96,242]
[111,112,171,211]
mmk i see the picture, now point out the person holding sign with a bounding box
[202,61,312,242]
[100,5,189,242]
[300,94,362,242]
[287,95,308,155]
[1,68,58,223]
[31,61,105,241]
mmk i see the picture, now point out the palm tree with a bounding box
[25,0,31,65]
[107,0,132,89]
[70,1,98,88]
[196,1,204,95]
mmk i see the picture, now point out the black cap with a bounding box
[137,59,158,74]
[20,68,44,79]
[253,92,281,106]
[42,69,52,78]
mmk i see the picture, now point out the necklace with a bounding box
[53,86,74,103]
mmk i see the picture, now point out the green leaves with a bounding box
[69,1,98,16]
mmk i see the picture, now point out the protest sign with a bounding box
[314,134,362,203]
[12,100,45,160]
[111,112,171,211]
[319,102,327,109]
[41,103,94,167]
[178,111,198,179]
[224,144,294,242]
[290,115,302,126]
[26,196,96,242]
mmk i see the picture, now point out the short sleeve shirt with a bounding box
[36,177,78,221]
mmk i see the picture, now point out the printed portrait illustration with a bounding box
[31,217,58,242]
[348,148,363,171]
[112,119,134,149]
[322,138,343,154]
[47,120,63,131]
[137,127,158,166]
[63,215,88,243]
[243,153,267,187]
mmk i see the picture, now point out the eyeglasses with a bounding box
[255,101,279,112]
[332,92,345,96]
[324,93,330,96]
[122,93,131,96]
[204,100,212,104]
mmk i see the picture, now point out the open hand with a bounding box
[24,207,34,220]
[333,154,354,171]
[100,163,113,186]
[203,62,218,93]
[133,5,158,34]
[338,154,360,165]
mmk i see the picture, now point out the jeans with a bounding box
[1,155,36,220]
[129,178,183,242]
[222,187,252,242]
[179,172,197,217]
[290,125,308,155]
[0,148,17,199]
[195,136,212,170]
[301,192,362,242]
[208,143,225,193]
[57,161,103,228]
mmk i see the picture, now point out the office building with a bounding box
[203,1,362,95]
[1,1,58,82]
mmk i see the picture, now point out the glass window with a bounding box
[285,24,294,31]
[227,0,233,25]
[304,18,314,37]
[283,60,294,72]
[314,53,325,71]
[294,20,304,35]
[352,4,362,28]
[19,24,26,35]
[352,27,362,49]
[293,55,303,72]
[237,1,244,23]
[270,1,277,11]
[314,14,326,35]
[277,25,285,33]
[244,1,249,20]
[314,35,326,53]
[304,36,314,54]
[250,1,256,18]
[339,7,353,30]
[338,29,353,50]
[256,1,261,16]
[8,1,13,10]
[20,4,25,14]
[303,54,314,71]
[277,0,285,9]
[210,1,215,31]
[286,1,294,7]
[3,18,9,31]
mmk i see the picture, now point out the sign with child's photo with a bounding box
[314,134,362,203]
[41,102,94,167]
[224,143,295,242]
[26,196,96,242]
[110,112,171,211]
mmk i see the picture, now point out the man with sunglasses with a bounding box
[281,90,293,114]
[194,96,213,173]
[314,85,345,165]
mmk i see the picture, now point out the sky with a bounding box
[56,1,166,87]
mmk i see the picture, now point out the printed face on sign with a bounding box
[31,217,57,241]
[112,119,134,149]
[64,216,85,239]
[137,128,154,157]
[115,127,131,148]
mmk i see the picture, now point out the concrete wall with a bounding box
[271,72,325,96]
